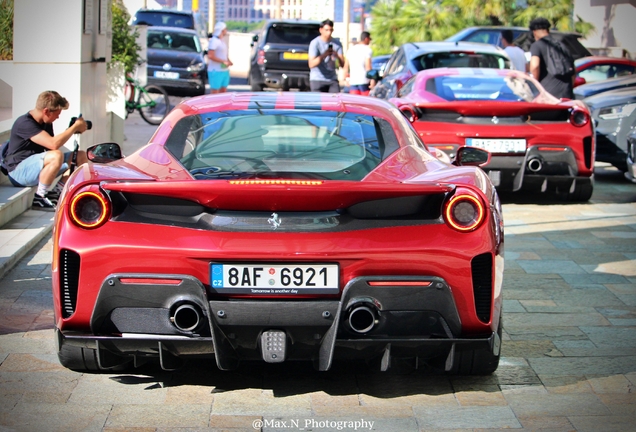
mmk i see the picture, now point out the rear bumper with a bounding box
[251,66,310,90]
[59,274,498,371]
[147,76,205,92]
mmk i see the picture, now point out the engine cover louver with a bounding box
[60,249,80,318]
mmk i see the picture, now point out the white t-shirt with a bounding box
[347,43,373,85]
[505,46,527,72]
[207,37,229,72]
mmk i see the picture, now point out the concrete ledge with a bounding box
[0,184,36,228]
[0,209,54,280]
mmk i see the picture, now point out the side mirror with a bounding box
[87,143,123,163]
[399,106,418,123]
[366,69,381,82]
[574,76,586,87]
[454,147,490,167]
[252,35,259,42]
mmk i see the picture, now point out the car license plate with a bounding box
[154,71,179,79]
[282,52,308,60]
[466,138,526,153]
[210,263,339,294]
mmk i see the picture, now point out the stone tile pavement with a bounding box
[0,167,635,431]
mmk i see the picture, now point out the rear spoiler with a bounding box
[101,180,455,212]
[414,101,568,117]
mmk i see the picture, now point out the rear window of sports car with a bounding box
[165,110,399,180]
[426,75,541,102]
[413,52,509,71]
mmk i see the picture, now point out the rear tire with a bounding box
[249,74,264,91]
[449,318,502,375]
[139,84,171,125]
[58,345,130,373]
[557,178,594,202]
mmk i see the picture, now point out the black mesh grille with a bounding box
[471,253,493,323]
[60,249,80,318]
[583,136,593,169]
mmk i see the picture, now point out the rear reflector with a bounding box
[537,146,567,152]
[119,278,182,285]
[367,281,432,287]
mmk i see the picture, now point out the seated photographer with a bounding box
[3,90,88,210]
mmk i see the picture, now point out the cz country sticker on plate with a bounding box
[210,263,339,294]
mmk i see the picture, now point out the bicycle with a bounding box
[125,76,171,125]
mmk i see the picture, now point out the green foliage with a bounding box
[110,0,142,74]
[0,0,13,60]
[369,0,596,53]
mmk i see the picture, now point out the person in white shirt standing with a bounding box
[501,30,527,72]
[344,32,373,95]
[207,22,233,94]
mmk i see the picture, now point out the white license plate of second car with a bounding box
[154,71,179,79]
[466,138,526,153]
[210,263,339,294]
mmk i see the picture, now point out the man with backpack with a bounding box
[529,17,575,99]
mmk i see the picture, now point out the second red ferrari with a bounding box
[390,68,595,201]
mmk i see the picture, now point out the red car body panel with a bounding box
[52,92,504,373]
[389,68,595,198]
[575,56,636,87]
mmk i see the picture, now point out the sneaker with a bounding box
[32,193,56,211]
[46,182,65,199]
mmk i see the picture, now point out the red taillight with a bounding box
[570,108,590,127]
[257,49,265,65]
[69,190,111,229]
[444,192,486,232]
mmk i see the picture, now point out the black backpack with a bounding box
[0,140,9,176]
[540,37,575,78]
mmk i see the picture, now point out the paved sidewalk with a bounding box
[0,166,635,431]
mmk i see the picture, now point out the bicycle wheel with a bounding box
[138,84,171,125]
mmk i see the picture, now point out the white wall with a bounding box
[0,0,119,148]
[575,0,636,57]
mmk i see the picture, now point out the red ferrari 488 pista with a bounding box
[390,68,595,201]
[53,92,504,375]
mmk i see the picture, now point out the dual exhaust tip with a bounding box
[527,157,543,173]
[170,303,203,332]
[171,299,381,335]
[347,299,380,334]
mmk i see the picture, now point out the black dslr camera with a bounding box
[69,114,92,130]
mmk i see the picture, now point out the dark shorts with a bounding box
[310,80,340,93]
[349,84,370,96]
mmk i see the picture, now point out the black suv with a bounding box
[248,20,321,91]
[446,26,591,60]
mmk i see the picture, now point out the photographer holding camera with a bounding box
[2,91,88,210]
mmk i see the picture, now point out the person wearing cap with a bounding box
[344,31,373,95]
[529,17,574,99]
[207,22,233,94]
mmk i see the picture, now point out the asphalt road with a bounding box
[0,92,635,431]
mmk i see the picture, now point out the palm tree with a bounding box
[513,0,575,31]
[368,0,407,54]
[453,0,516,26]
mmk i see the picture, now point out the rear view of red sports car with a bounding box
[390,68,595,201]
[53,93,504,375]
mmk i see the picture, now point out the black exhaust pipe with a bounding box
[348,305,378,334]
[527,158,543,173]
[171,303,202,332]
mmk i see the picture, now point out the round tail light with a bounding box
[570,109,590,127]
[444,193,486,232]
[69,190,111,229]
